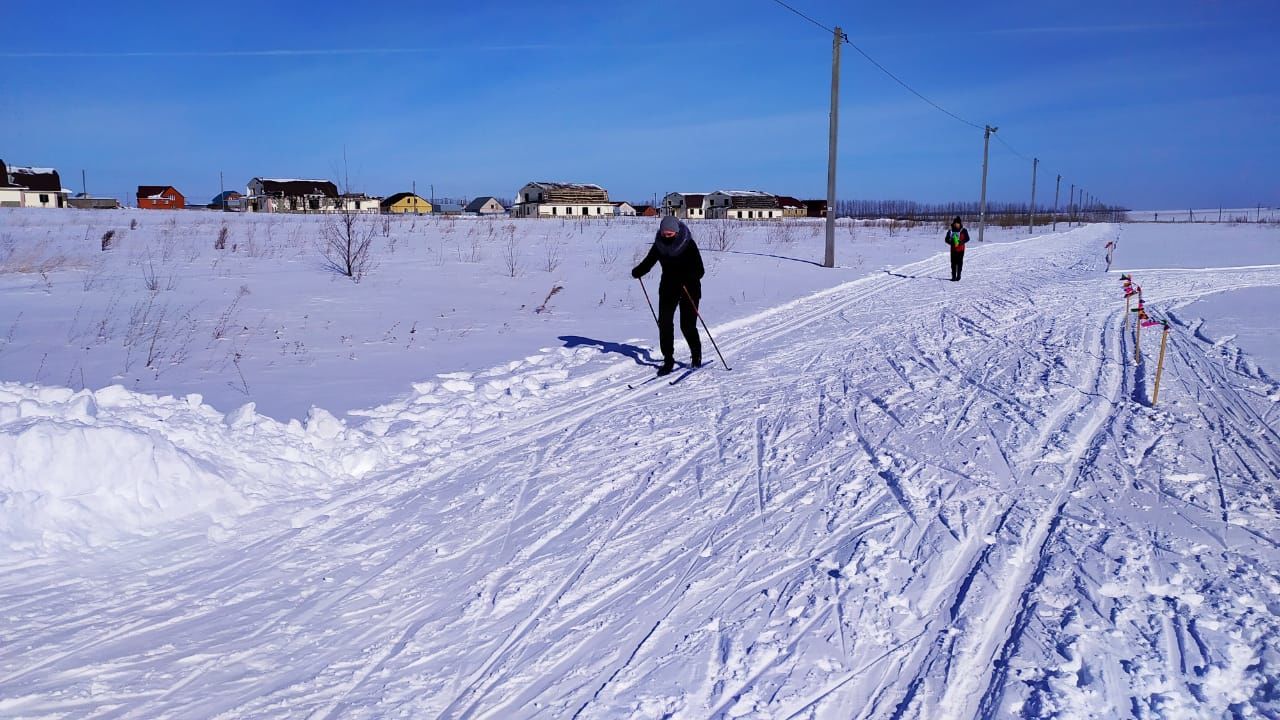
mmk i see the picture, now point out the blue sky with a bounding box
[2,1,1276,209]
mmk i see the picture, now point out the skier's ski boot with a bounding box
[691,352,702,369]
[656,359,675,377]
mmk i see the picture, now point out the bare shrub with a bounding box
[502,229,523,278]
[766,222,795,246]
[129,218,138,230]
[216,225,229,251]
[541,234,564,273]
[101,230,115,251]
[142,257,160,292]
[596,232,621,269]
[321,206,377,281]
[213,284,250,340]
[706,220,737,252]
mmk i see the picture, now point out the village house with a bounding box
[381,192,432,214]
[464,196,507,216]
[632,205,660,217]
[209,190,245,210]
[246,178,339,213]
[803,199,828,218]
[0,161,69,208]
[776,195,807,219]
[613,201,637,217]
[704,190,782,220]
[512,181,613,219]
[136,185,185,210]
[663,192,707,220]
[338,193,382,213]
[0,161,25,207]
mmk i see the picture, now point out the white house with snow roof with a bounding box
[705,190,782,220]
[0,160,69,208]
[512,181,613,219]
[663,192,709,220]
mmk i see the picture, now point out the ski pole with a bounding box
[637,277,659,327]
[683,285,731,371]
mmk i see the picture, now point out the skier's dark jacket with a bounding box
[631,221,705,294]
[944,220,970,253]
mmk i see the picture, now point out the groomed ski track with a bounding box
[3,225,1280,718]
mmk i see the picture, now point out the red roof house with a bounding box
[136,185,185,210]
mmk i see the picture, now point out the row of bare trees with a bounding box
[833,199,1127,224]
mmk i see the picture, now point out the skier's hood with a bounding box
[654,218,691,257]
[952,216,963,227]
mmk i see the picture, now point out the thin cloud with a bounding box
[0,45,562,59]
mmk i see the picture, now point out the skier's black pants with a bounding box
[658,285,701,363]
[950,250,964,280]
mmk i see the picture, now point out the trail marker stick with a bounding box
[1133,303,1147,364]
[683,285,731,371]
[1152,322,1170,405]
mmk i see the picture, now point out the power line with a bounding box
[767,0,841,36]
[842,40,985,131]
[768,1,984,131]
[993,132,1031,162]
[765,0,1100,207]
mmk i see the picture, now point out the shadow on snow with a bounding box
[559,336,660,367]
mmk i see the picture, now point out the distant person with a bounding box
[632,216,704,376]
[945,217,969,281]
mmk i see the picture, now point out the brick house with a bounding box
[137,185,185,210]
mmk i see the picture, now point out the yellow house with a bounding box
[380,192,433,214]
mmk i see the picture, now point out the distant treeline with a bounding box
[833,199,1128,225]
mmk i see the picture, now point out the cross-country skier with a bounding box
[945,217,969,282]
[632,216,704,376]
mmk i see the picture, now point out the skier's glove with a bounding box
[631,266,643,279]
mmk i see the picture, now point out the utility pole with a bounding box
[823,26,843,268]
[978,125,997,243]
[219,171,225,211]
[1069,183,1075,226]
[1028,157,1038,234]
[81,169,86,197]
[1052,174,1061,231]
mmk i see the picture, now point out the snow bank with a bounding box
[0,413,247,551]
[0,383,377,554]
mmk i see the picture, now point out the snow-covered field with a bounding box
[0,209,1029,420]
[2,210,1279,718]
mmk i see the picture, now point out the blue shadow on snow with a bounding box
[559,336,660,367]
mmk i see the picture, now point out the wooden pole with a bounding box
[1028,157,1038,234]
[1052,174,1061,231]
[1152,325,1170,405]
[978,125,996,242]
[824,26,843,268]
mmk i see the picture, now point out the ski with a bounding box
[669,360,714,385]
